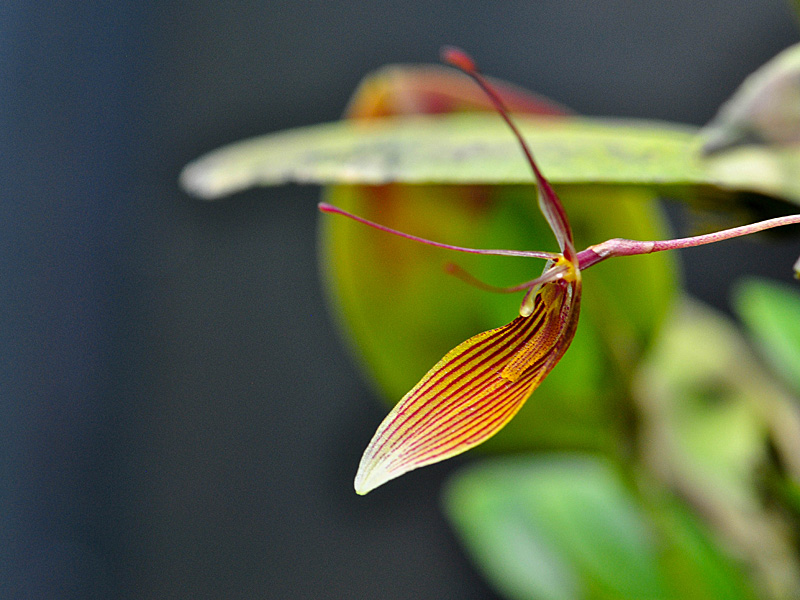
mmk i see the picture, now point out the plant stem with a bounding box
[321,200,800,277]
[318,202,559,260]
[576,214,800,270]
[440,46,576,261]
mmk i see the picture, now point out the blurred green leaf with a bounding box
[702,146,800,205]
[180,114,704,198]
[782,478,800,515]
[635,301,769,508]
[699,43,800,205]
[320,183,677,453]
[647,494,758,600]
[443,453,764,600]
[443,455,670,600]
[702,43,800,154]
[734,278,800,396]
[635,299,800,597]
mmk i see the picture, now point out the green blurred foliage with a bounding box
[633,300,800,599]
[645,493,759,600]
[444,456,671,600]
[181,113,705,190]
[182,109,800,208]
[735,278,800,396]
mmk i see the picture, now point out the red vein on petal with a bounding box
[396,319,562,460]
[363,286,566,469]
[371,300,549,458]
[392,304,557,449]
[395,378,528,462]
[410,365,541,459]
[369,306,541,451]
[412,388,529,460]
[360,319,532,471]
[356,275,580,493]
[398,370,513,454]
[394,376,535,469]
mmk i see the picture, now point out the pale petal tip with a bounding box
[178,162,216,200]
[354,463,393,495]
[354,452,416,495]
[353,477,374,496]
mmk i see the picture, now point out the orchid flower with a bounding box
[319,48,800,495]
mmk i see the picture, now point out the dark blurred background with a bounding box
[2,2,798,599]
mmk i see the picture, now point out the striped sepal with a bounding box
[354,279,580,494]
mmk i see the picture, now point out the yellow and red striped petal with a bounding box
[354,278,581,494]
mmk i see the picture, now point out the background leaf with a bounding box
[183,53,800,209]
[734,278,800,396]
[443,455,671,600]
[702,145,800,205]
[700,43,800,206]
[646,494,759,600]
[343,64,571,119]
[701,43,800,153]
[634,299,800,597]
[181,113,706,195]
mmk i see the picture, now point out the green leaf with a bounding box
[443,455,670,600]
[444,454,763,600]
[181,114,707,195]
[702,145,800,205]
[635,299,799,511]
[702,43,800,154]
[699,43,800,204]
[635,300,771,508]
[320,183,677,453]
[734,278,800,396]
[634,299,800,597]
[647,494,758,600]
